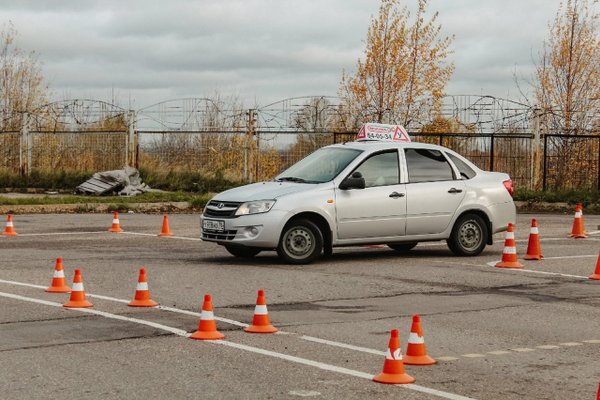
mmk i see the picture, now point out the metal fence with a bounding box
[1,96,599,191]
[2,128,600,191]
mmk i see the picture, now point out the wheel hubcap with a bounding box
[459,221,481,249]
[285,228,313,257]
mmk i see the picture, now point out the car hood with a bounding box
[212,181,316,201]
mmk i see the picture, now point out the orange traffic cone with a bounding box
[524,219,543,260]
[3,214,17,236]
[190,294,224,340]
[158,214,174,237]
[45,257,71,293]
[577,202,589,235]
[63,269,93,308]
[495,223,524,269]
[108,212,123,233]
[589,252,600,280]
[244,289,278,334]
[373,329,415,384]
[404,314,436,365]
[128,268,158,307]
[569,204,587,239]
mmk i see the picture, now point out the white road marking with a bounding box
[120,232,204,241]
[300,335,385,356]
[0,289,476,400]
[484,261,590,279]
[536,345,560,349]
[511,348,535,352]
[487,350,511,355]
[17,232,106,237]
[461,353,485,358]
[558,342,583,347]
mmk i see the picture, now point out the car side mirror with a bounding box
[339,171,365,190]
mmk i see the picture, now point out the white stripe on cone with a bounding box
[200,310,214,320]
[385,348,402,360]
[6,222,13,227]
[575,211,582,218]
[254,304,268,315]
[503,247,517,254]
[505,232,514,239]
[53,270,65,278]
[112,219,119,224]
[136,282,149,291]
[72,282,84,291]
[408,332,425,344]
[530,227,539,234]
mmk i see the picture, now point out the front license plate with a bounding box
[203,219,225,232]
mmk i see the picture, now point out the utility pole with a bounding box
[531,108,542,190]
[245,109,256,181]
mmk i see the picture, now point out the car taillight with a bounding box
[503,179,514,198]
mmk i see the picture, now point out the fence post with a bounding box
[489,134,495,171]
[19,112,31,175]
[246,109,256,182]
[127,110,137,168]
[542,134,548,191]
[531,110,543,190]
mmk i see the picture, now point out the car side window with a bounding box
[447,153,476,179]
[353,151,399,188]
[405,148,455,183]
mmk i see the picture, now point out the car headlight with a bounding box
[235,200,276,216]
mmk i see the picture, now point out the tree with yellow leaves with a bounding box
[0,22,49,131]
[534,0,599,134]
[533,0,600,189]
[338,0,454,129]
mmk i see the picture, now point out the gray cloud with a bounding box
[2,0,594,107]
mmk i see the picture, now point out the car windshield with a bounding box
[275,147,362,183]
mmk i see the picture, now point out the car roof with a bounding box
[328,140,448,153]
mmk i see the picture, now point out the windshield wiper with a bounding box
[276,176,317,183]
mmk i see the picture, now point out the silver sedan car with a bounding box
[201,139,515,264]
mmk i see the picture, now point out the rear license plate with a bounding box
[203,219,225,232]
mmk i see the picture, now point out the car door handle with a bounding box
[448,188,463,194]
[389,192,405,198]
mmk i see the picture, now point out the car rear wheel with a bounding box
[277,219,323,264]
[225,245,262,258]
[387,242,418,252]
[447,213,487,256]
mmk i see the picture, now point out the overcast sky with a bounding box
[1,0,592,108]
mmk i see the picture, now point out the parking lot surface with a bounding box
[1,212,599,399]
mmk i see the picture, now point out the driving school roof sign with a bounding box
[356,123,411,142]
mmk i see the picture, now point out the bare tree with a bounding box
[0,22,49,131]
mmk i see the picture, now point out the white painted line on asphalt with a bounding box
[510,348,535,352]
[487,350,511,355]
[436,356,460,361]
[536,345,560,349]
[0,291,190,337]
[484,261,590,279]
[582,339,600,344]
[0,289,477,400]
[558,342,583,347]
[120,231,204,241]
[539,255,598,260]
[17,232,107,237]
[461,353,485,358]
[300,335,386,356]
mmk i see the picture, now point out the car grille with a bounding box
[203,201,242,218]
[202,229,237,241]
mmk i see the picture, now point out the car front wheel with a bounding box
[277,219,323,265]
[447,213,488,256]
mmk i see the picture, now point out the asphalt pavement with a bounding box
[0,212,599,400]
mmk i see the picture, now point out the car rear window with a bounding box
[446,153,477,179]
[405,148,455,183]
